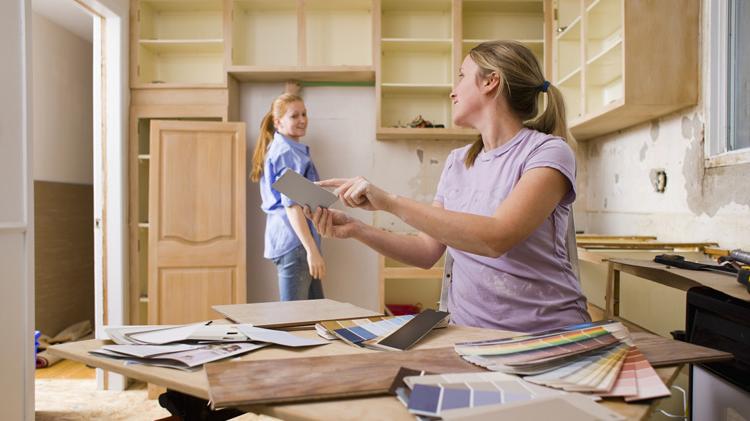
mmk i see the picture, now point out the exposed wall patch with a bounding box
[649,169,667,193]
[650,120,660,141]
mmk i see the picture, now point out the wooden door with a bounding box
[148,120,246,324]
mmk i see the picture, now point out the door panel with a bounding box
[148,120,246,325]
[158,267,235,324]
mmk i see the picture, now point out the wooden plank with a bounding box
[206,347,483,407]
[376,127,479,141]
[213,299,382,328]
[610,258,750,302]
[632,332,733,367]
[228,65,375,82]
[575,235,657,241]
[576,240,717,249]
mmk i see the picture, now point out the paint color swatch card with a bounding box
[452,320,671,401]
[316,315,415,347]
[271,169,338,210]
[366,309,450,351]
[402,371,563,417]
[439,394,625,421]
[597,346,671,402]
[463,334,622,374]
[524,343,629,392]
[455,323,628,357]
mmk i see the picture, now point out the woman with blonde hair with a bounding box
[306,41,589,331]
[251,93,325,301]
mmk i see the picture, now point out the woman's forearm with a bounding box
[388,197,513,258]
[350,222,445,269]
[286,205,320,254]
[381,168,569,258]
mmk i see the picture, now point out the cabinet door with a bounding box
[148,120,246,324]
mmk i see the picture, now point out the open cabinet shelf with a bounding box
[550,0,698,140]
[305,0,373,66]
[133,0,226,87]
[377,0,547,140]
[230,0,298,66]
[227,0,374,80]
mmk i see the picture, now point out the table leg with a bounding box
[605,263,621,319]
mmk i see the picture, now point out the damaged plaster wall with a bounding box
[372,139,471,231]
[577,5,750,248]
[580,108,750,249]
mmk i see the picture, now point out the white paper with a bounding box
[105,325,184,345]
[187,325,249,342]
[102,344,202,358]
[237,325,329,347]
[125,324,203,345]
[90,342,268,369]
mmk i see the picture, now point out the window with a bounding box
[728,1,750,152]
[707,0,750,167]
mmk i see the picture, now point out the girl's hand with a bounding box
[306,248,326,280]
[318,177,395,212]
[304,206,360,239]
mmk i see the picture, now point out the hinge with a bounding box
[137,8,140,22]
[554,8,558,21]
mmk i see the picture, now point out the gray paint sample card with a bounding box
[272,169,338,210]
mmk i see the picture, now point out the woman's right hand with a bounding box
[303,206,360,239]
[318,177,396,212]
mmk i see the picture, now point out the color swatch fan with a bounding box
[454,321,670,401]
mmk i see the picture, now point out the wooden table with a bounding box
[49,324,696,420]
[605,258,750,320]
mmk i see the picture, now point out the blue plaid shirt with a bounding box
[259,132,321,259]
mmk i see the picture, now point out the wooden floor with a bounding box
[35,358,95,380]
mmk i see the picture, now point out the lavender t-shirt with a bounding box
[434,128,589,332]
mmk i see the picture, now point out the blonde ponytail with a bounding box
[250,111,275,182]
[249,93,304,182]
[465,41,574,167]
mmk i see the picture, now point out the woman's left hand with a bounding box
[318,177,395,212]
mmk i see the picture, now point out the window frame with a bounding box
[705,0,750,168]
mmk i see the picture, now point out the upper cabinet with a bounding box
[226,0,375,82]
[552,0,699,141]
[376,0,549,140]
[132,0,226,87]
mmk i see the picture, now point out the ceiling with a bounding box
[32,0,93,42]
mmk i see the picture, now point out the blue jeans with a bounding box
[272,245,325,301]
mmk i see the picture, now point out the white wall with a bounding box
[0,0,34,418]
[575,2,750,249]
[32,12,93,184]
[241,84,469,311]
